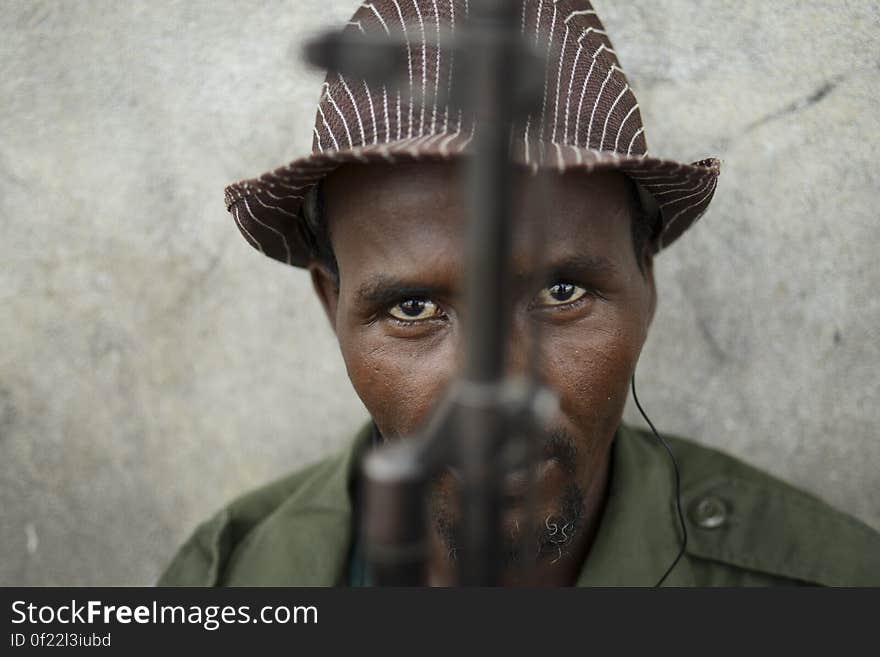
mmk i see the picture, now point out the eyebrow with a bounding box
[356,276,453,308]
[355,254,619,306]
[526,253,619,282]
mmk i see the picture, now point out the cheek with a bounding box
[542,320,642,438]
[338,327,458,437]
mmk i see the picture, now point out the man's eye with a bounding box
[387,298,442,322]
[534,282,588,307]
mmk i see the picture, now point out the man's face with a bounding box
[311,160,656,576]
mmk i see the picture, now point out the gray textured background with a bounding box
[1,0,878,586]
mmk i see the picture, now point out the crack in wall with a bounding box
[743,75,844,134]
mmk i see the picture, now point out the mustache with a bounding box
[498,427,578,477]
[540,428,578,476]
[371,420,579,476]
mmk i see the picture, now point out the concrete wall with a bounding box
[1,0,877,585]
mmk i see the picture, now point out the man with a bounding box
[159,0,879,586]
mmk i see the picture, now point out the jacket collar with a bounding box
[575,424,695,586]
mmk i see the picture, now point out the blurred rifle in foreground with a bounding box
[305,0,552,585]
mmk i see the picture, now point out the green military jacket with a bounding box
[158,422,880,586]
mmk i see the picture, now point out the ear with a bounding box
[308,261,340,334]
[642,247,657,330]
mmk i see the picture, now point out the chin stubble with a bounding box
[407,425,584,567]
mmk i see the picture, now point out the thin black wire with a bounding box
[630,375,688,587]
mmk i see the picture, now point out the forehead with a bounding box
[322,160,637,282]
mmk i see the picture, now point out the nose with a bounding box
[452,307,539,383]
[503,319,534,381]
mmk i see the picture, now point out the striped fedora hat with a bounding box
[225,0,720,267]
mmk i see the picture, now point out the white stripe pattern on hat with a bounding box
[226,0,720,267]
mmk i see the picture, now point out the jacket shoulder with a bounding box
[157,425,367,587]
[650,428,880,586]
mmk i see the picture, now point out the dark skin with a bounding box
[309,160,656,585]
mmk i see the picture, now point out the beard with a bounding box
[429,427,586,567]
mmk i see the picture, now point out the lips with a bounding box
[446,456,560,502]
[502,458,559,500]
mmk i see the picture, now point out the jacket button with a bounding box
[691,496,727,529]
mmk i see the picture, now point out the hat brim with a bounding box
[224,133,720,268]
